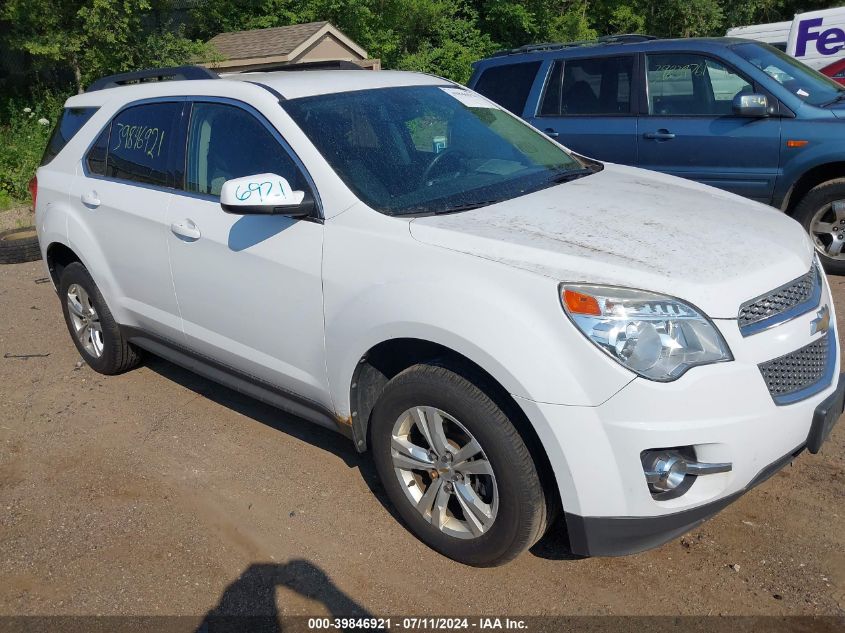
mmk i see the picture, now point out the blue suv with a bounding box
[469,36,845,272]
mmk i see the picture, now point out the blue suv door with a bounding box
[636,52,782,204]
[524,55,638,164]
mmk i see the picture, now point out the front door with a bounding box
[166,100,329,406]
[525,55,638,164]
[636,52,782,203]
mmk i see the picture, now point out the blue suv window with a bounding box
[540,56,633,116]
[473,62,541,114]
[646,54,752,116]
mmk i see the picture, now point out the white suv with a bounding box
[35,65,843,566]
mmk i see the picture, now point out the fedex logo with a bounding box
[795,17,845,57]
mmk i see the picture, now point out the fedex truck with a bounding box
[728,7,845,83]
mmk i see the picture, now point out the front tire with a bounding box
[370,362,547,567]
[794,178,845,275]
[59,262,141,375]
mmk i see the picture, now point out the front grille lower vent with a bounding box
[758,332,831,404]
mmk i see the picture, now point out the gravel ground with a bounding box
[0,258,844,622]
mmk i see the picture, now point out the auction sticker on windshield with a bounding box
[440,86,498,109]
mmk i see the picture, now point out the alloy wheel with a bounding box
[66,284,104,358]
[390,406,498,539]
[810,200,845,259]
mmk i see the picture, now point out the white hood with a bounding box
[409,164,814,318]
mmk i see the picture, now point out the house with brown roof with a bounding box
[204,21,380,73]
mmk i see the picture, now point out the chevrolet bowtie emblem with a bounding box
[811,305,831,336]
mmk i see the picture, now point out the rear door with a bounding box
[525,55,638,164]
[636,52,782,203]
[68,100,184,340]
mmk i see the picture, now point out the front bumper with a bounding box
[564,443,804,556]
[541,373,844,557]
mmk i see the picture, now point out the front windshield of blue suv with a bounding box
[283,85,588,215]
[733,42,845,106]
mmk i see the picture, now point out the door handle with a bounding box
[81,191,100,208]
[170,219,201,241]
[643,130,676,141]
[543,128,560,138]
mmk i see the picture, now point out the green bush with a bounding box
[0,89,67,204]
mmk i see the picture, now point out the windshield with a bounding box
[283,85,588,215]
[733,42,845,106]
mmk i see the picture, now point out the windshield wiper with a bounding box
[550,167,597,183]
[434,199,504,214]
[822,92,845,107]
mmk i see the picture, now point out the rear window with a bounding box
[473,62,541,115]
[41,107,99,165]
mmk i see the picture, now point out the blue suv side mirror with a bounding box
[733,93,770,118]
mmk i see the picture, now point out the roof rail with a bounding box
[490,34,657,57]
[86,65,219,92]
[241,60,365,73]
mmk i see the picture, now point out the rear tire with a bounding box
[793,178,845,275]
[0,227,41,264]
[59,262,141,375]
[370,362,547,566]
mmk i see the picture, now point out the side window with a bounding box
[106,102,182,187]
[41,107,99,165]
[186,102,307,197]
[86,126,110,176]
[647,54,753,116]
[473,62,541,115]
[539,61,563,115]
[549,56,634,116]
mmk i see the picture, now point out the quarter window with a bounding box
[185,102,306,197]
[473,62,541,115]
[540,57,634,116]
[646,54,753,116]
[42,107,99,165]
[86,126,110,176]
[105,102,182,187]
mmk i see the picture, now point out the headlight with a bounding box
[559,284,732,381]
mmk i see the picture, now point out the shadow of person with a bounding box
[197,560,373,633]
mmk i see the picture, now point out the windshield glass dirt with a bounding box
[283,85,586,215]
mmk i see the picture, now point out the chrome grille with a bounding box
[738,264,820,336]
[759,332,830,403]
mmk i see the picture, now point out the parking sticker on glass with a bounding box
[439,86,498,109]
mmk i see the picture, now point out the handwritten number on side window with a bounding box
[113,123,165,158]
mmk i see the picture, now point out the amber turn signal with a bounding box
[563,289,601,316]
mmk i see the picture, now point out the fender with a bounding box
[322,205,635,418]
[776,122,845,209]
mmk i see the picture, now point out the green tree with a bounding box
[2,0,209,93]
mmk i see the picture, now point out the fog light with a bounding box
[641,448,732,499]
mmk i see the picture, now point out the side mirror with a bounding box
[220,173,315,217]
[732,93,770,118]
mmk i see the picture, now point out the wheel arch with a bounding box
[782,161,845,214]
[45,241,83,288]
[349,336,562,528]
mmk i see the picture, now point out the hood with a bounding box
[409,164,814,318]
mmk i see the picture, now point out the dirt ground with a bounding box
[1,257,844,622]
